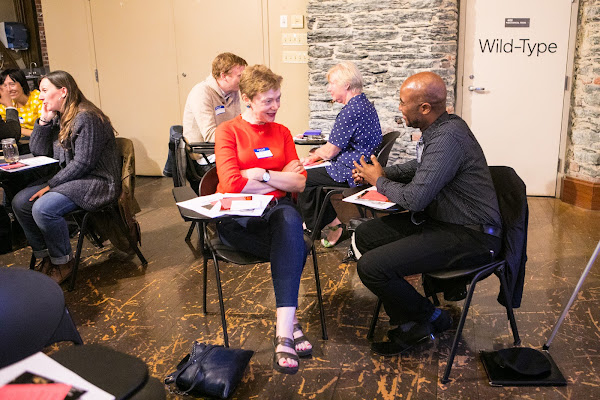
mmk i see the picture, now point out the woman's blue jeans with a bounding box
[216,198,307,308]
[12,184,79,264]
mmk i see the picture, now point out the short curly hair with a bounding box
[238,65,283,101]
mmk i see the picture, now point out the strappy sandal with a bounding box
[273,336,299,375]
[321,223,350,248]
[293,323,313,357]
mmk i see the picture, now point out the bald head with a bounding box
[398,72,448,130]
[402,72,447,112]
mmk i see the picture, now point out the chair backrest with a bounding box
[489,166,528,308]
[0,268,82,368]
[199,166,219,196]
[170,125,187,188]
[375,131,401,167]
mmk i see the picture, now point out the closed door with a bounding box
[89,0,181,175]
[460,0,576,195]
[172,0,267,114]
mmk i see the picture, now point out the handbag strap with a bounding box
[165,343,218,395]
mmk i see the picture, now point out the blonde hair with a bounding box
[327,61,363,93]
[211,53,248,80]
[43,71,115,146]
[238,65,283,101]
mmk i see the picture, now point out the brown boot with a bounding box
[47,259,75,285]
[35,256,52,273]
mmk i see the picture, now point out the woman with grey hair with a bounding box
[299,61,382,247]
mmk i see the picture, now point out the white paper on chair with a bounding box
[176,193,274,218]
[342,186,397,210]
[0,352,115,400]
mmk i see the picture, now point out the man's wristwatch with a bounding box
[261,170,271,183]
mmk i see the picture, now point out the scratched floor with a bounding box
[2,176,600,399]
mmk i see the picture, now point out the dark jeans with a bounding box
[216,198,307,308]
[297,167,349,231]
[12,184,79,264]
[355,212,501,324]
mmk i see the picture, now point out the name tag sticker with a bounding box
[254,147,273,159]
[215,105,225,116]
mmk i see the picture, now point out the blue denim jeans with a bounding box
[217,198,307,308]
[12,184,79,264]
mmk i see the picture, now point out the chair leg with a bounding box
[69,212,90,292]
[311,244,328,340]
[441,267,491,384]
[496,267,521,346]
[29,253,36,270]
[211,253,229,347]
[202,255,208,315]
[185,222,195,241]
[367,298,382,340]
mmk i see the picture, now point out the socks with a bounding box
[429,308,441,322]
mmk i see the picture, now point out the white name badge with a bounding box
[215,105,225,116]
[254,147,273,159]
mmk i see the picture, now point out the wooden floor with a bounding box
[2,176,600,399]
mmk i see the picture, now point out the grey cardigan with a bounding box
[30,111,122,211]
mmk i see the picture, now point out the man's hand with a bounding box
[282,159,305,174]
[240,167,266,181]
[353,155,385,186]
[29,186,50,201]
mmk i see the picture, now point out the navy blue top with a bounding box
[326,93,382,186]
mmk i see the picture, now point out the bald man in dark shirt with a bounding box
[352,72,502,356]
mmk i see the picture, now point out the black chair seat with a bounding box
[426,260,502,281]
[50,344,165,400]
[210,237,267,265]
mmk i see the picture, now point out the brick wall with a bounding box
[34,0,48,67]
[307,0,459,164]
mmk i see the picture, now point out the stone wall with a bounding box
[567,0,600,182]
[307,0,459,164]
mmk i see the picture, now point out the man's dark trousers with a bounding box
[355,212,501,324]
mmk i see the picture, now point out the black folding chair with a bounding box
[367,166,526,384]
[173,167,327,347]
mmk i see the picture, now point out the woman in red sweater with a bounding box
[215,65,310,375]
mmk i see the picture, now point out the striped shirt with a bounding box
[376,112,501,228]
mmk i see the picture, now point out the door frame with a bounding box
[456,0,581,198]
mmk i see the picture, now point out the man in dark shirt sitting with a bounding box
[352,71,502,355]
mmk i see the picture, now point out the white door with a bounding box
[460,0,576,196]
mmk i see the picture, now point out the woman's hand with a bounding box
[301,154,322,166]
[240,167,266,181]
[0,85,11,107]
[353,155,385,186]
[282,160,305,174]
[39,102,56,125]
[29,186,50,201]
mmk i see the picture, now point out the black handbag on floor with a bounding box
[165,341,254,398]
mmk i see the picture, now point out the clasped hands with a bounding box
[352,155,385,186]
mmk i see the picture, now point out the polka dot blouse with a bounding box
[326,92,382,186]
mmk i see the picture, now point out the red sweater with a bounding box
[215,115,305,198]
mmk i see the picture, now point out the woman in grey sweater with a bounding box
[12,70,121,283]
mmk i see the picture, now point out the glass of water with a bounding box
[1,138,20,164]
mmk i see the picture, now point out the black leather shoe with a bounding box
[388,322,434,346]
